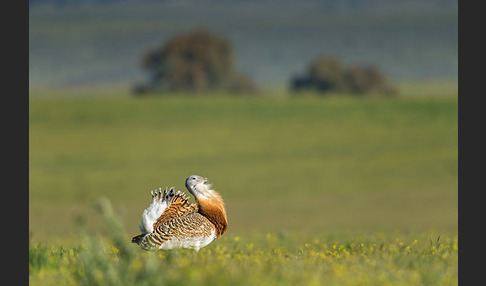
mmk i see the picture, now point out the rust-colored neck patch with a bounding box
[197,195,228,236]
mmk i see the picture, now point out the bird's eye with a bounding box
[192,177,196,180]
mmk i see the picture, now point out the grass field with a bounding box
[29,198,457,285]
[29,82,458,284]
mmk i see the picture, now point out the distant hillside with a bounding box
[29,0,457,88]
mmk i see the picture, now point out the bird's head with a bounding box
[185,175,212,199]
[185,174,227,235]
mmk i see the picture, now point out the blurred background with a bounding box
[29,0,458,242]
[29,0,457,90]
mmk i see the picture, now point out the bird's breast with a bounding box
[158,229,217,251]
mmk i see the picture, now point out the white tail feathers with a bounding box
[139,187,174,234]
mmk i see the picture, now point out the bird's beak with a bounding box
[202,177,209,183]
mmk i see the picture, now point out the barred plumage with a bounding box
[131,175,228,251]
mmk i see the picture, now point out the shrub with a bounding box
[343,65,397,95]
[291,56,397,96]
[308,57,346,92]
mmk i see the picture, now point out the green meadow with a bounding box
[29,82,458,285]
[30,198,457,285]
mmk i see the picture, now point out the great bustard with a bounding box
[131,175,228,251]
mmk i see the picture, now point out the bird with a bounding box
[131,175,228,251]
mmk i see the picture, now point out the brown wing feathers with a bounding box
[144,213,215,249]
[153,190,198,229]
[134,188,209,250]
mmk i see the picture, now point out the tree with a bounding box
[134,29,258,95]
